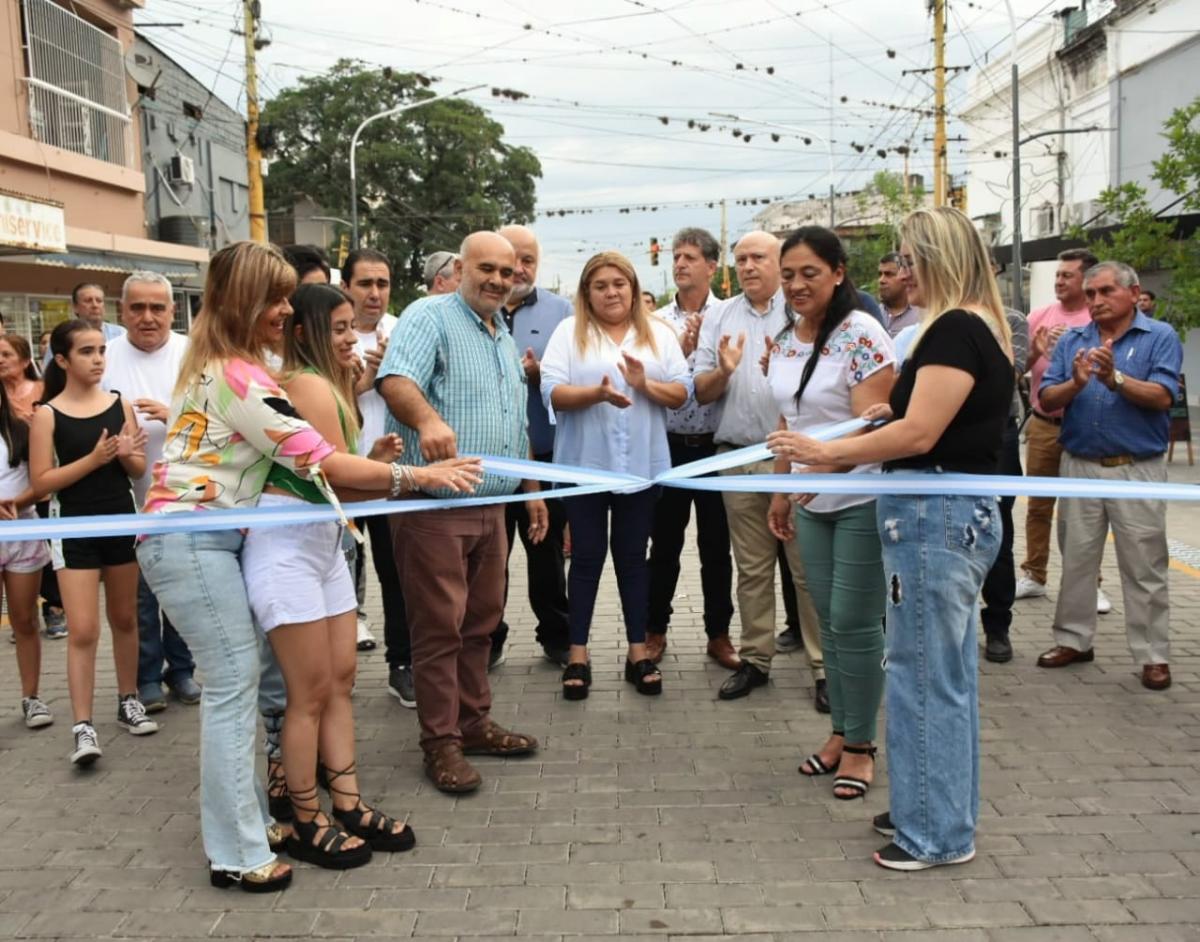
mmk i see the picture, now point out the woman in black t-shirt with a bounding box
[768,207,1013,872]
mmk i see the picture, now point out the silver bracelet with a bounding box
[389,462,404,498]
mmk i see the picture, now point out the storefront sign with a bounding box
[0,192,66,253]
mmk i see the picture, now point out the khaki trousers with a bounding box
[718,451,824,678]
[1021,414,1063,584]
[1052,454,1170,665]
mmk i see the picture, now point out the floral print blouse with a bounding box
[143,358,335,514]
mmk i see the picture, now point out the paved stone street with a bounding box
[2,460,1199,941]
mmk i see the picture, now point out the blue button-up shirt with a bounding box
[378,292,529,498]
[503,287,573,458]
[1041,311,1182,458]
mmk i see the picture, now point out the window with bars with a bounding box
[20,0,132,167]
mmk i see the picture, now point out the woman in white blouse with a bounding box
[765,227,896,801]
[541,251,690,700]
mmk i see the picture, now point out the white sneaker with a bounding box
[22,697,53,729]
[1014,575,1047,599]
[70,722,102,765]
[116,695,159,736]
[1096,587,1112,614]
[356,615,377,651]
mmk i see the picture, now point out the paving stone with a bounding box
[619,907,725,934]
[924,902,1033,929]
[311,910,417,937]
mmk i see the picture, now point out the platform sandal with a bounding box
[624,658,662,696]
[266,755,293,823]
[210,860,292,893]
[799,732,843,776]
[319,762,416,853]
[284,785,373,869]
[562,662,592,701]
[832,744,877,800]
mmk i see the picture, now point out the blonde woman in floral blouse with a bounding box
[136,242,479,893]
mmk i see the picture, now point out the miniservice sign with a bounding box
[0,192,66,253]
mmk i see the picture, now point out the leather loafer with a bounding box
[814,678,830,714]
[1141,663,1171,690]
[985,634,1014,664]
[645,632,667,664]
[1036,645,1095,668]
[718,662,768,700]
[705,634,741,670]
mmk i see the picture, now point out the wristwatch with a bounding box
[1113,370,1126,390]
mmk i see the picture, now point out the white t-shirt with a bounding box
[0,435,32,508]
[767,310,895,514]
[351,312,398,455]
[102,331,190,506]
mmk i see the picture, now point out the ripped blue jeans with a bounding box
[877,484,1000,863]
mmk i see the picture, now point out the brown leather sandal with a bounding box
[423,742,482,794]
[460,718,539,756]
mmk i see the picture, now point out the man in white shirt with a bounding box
[693,231,825,706]
[646,228,737,670]
[342,249,413,703]
[102,272,196,713]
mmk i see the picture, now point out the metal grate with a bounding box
[21,0,131,167]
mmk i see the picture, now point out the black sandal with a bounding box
[799,732,843,776]
[624,658,662,696]
[832,744,877,800]
[319,762,416,853]
[266,757,293,823]
[562,662,592,701]
[284,786,373,869]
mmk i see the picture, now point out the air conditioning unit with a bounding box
[169,154,195,185]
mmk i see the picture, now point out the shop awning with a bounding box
[16,247,202,280]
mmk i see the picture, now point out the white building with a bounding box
[961,0,1200,398]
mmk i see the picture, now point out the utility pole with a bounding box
[243,0,266,243]
[719,198,731,298]
[828,34,835,228]
[932,0,947,207]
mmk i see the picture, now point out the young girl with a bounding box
[0,377,55,729]
[29,320,152,766]
[244,284,474,869]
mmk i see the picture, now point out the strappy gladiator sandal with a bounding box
[799,732,843,776]
[266,757,293,823]
[832,744,878,801]
[284,785,373,870]
[319,762,416,853]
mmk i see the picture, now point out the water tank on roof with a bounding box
[158,215,207,247]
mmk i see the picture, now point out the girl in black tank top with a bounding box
[29,320,155,765]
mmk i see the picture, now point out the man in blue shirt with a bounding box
[1037,261,1181,691]
[489,225,572,669]
[378,230,548,793]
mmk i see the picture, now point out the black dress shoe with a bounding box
[718,662,768,700]
[814,678,830,714]
[985,634,1013,663]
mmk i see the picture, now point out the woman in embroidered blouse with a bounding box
[136,243,442,893]
[765,227,895,803]
[540,251,689,700]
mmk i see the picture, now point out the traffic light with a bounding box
[650,237,660,266]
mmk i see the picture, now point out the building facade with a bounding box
[0,0,209,340]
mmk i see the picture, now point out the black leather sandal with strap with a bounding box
[832,744,878,801]
[284,785,373,869]
[266,756,293,823]
[799,731,844,777]
[320,762,416,853]
[562,662,592,701]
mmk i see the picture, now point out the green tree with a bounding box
[262,60,541,305]
[843,171,925,290]
[1069,97,1200,335]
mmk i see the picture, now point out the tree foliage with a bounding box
[1068,96,1200,335]
[262,61,541,304]
[844,171,925,290]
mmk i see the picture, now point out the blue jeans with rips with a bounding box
[877,479,1000,863]
[137,529,275,874]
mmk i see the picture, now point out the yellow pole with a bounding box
[244,0,266,243]
[933,0,947,207]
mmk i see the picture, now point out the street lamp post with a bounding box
[1004,1,1024,311]
[349,85,484,249]
[710,113,836,227]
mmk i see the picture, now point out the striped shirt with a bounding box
[377,292,529,498]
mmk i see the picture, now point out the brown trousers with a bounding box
[390,505,507,750]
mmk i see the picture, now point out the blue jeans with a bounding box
[137,530,275,874]
[877,483,1000,863]
[563,488,658,647]
[136,573,195,688]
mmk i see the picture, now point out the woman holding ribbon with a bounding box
[136,242,450,893]
[540,251,689,700]
[768,207,1013,871]
[764,227,895,801]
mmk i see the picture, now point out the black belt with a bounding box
[1033,412,1062,426]
[668,432,714,447]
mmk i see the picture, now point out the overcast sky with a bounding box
[139,0,1061,294]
